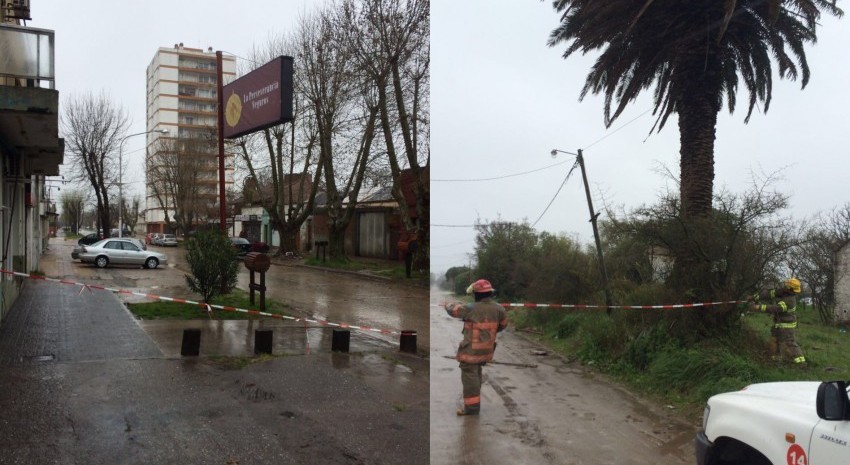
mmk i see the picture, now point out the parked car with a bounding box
[72,237,145,260]
[160,234,178,247]
[77,238,168,269]
[144,233,155,245]
[77,233,103,246]
[230,237,252,258]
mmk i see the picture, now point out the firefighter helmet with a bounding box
[466,279,495,294]
[784,278,802,294]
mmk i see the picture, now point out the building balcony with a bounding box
[0,24,54,88]
[0,24,62,176]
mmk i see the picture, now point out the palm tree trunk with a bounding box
[677,74,720,220]
[670,51,723,302]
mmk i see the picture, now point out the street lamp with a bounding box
[119,128,168,238]
[551,148,614,313]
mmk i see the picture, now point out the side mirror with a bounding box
[816,381,850,421]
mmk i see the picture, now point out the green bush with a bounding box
[453,270,473,295]
[575,313,626,365]
[623,324,678,370]
[184,230,238,303]
[551,314,582,339]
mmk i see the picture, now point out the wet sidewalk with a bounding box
[0,280,161,365]
[0,273,428,464]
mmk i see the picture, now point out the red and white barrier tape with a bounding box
[1,269,398,335]
[500,300,745,310]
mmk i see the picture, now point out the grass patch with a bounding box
[127,288,291,320]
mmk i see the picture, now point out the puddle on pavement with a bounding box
[138,319,393,357]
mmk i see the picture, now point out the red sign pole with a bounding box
[216,51,227,233]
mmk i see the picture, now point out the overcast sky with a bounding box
[431,1,850,275]
[30,0,320,201]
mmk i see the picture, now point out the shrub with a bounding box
[184,230,238,303]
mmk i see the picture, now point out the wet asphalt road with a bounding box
[430,288,697,465]
[48,236,429,354]
[0,237,429,464]
[232,263,429,352]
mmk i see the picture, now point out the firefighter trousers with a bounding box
[459,362,484,412]
[770,327,806,364]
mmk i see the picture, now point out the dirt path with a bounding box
[430,288,697,465]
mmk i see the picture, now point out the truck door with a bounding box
[808,419,850,463]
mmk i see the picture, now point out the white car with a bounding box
[78,238,168,269]
[160,234,178,246]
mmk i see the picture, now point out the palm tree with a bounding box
[548,0,842,219]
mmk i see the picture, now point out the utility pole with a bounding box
[216,50,227,233]
[552,148,614,313]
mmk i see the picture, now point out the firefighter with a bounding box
[748,277,806,365]
[443,279,508,415]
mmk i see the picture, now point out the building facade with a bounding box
[0,1,63,321]
[144,44,236,234]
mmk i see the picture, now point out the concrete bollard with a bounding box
[181,329,201,356]
[399,330,417,354]
[254,329,273,355]
[332,329,350,353]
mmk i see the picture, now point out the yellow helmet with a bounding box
[784,278,802,294]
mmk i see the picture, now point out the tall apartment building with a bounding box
[144,43,236,234]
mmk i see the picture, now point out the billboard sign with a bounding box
[222,55,293,139]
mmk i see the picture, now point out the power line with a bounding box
[430,239,474,249]
[531,160,580,227]
[434,109,652,231]
[432,160,569,182]
[582,108,652,151]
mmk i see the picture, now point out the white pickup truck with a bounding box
[696,380,850,465]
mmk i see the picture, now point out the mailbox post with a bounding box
[244,252,271,311]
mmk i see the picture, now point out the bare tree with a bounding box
[62,92,130,237]
[59,188,88,234]
[148,134,218,235]
[234,34,324,255]
[124,194,142,235]
[298,5,379,260]
[790,204,850,322]
[341,0,430,267]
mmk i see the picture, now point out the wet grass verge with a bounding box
[303,256,428,283]
[127,288,291,320]
[510,304,850,421]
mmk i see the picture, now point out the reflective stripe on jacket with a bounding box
[445,299,508,364]
[753,288,797,329]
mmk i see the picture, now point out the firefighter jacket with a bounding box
[445,298,508,364]
[751,288,798,330]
